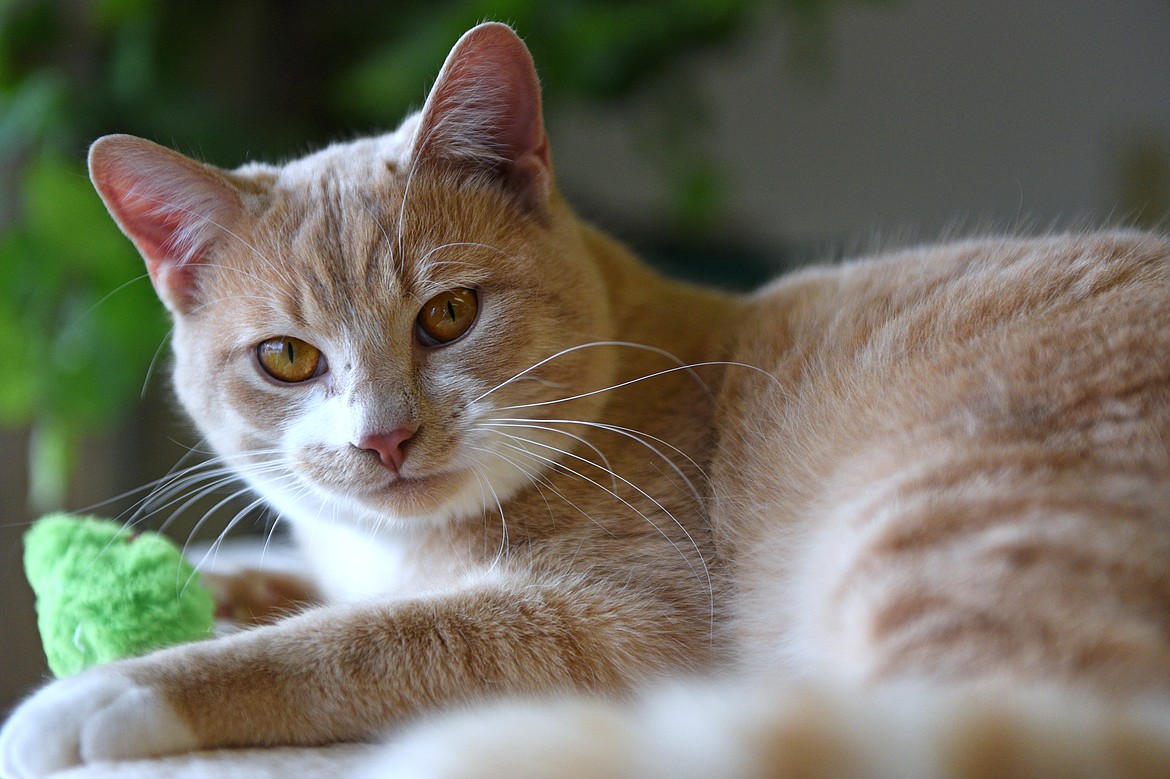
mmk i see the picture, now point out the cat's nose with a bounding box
[356,426,417,473]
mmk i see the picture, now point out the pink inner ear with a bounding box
[89,135,241,311]
[413,23,552,204]
[104,181,202,294]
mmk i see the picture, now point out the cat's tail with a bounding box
[357,680,1170,778]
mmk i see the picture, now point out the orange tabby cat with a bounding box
[3,22,1170,778]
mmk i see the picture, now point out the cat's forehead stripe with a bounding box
[266,164,412,322]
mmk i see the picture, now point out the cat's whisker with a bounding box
[141,324,175,398]
[258,508,291,571]
[510,376,570,391]
[416,259,478,273]
[162,478,257,541]
[491,452,559,527]
[415,241,511,269]
[138,456,286,524]
[71,449,209,522]
[467,465,498,565]
[492,434,713,608]
[182,470,293,553]
[143,464,250,510]
[470,445,549,516]
[472,445,619,541]
[56,275,169,397]
[393,113,451,269]
[471,340,711,405]
[183,491,282,593]
[410,241,511,293]
[494,360,782,413]
[129,450,291,538]
[136,475,235,529]
[480,420,618,491]
[498,439,713,619]
[119,466,240,530]
[361,198,397,282]
[474,463,510,573]
[166,439,287,460]
[89,456,278,561]
[491,429,696,544]
[489,417,713,506]
[106,188,299,296]
[468,462,492,519]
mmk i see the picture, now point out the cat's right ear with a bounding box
[88,134,244,313]
[411,23,552,211]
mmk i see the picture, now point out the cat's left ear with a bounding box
[412,23,551,210]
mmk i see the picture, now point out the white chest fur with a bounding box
[287,517,424,603]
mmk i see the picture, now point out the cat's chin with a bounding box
[357,470,470,516]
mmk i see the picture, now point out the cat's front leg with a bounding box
[1,579,709,776]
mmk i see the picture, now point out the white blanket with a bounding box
[51,745,380,779]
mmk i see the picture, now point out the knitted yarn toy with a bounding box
[23,513,215,677]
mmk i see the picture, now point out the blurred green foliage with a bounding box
[0,0,887,509]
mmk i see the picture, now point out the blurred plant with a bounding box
[0,0,889,510]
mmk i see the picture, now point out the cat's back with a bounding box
[717,229,1170,489]
[710,230,1170,684]
[739,229,1170,372]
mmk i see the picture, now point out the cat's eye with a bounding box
[416,288,479,346]
[256,336,325,383]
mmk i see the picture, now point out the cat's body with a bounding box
[719,235,1170,691]
[4,23,1170,778]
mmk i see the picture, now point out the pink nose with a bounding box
[356,427,417,472]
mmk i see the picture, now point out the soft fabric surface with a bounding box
[51,745,379,779]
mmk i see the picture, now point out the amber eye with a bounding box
[416,288,479,345]
[256,336,324,383]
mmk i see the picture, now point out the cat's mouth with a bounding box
[373,473,439,492]
[357,468,469,513]
[293,446,495,522]
[292,443,468,510]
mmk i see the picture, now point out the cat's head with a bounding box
[88,24,617,530]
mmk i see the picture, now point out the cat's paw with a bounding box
[0,669,197,778]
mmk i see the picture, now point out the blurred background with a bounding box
[2,0,1168,712]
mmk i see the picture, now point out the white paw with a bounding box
[0,670,197,778]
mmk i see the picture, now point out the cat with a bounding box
[4,21,1170,779]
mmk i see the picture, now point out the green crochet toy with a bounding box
[24,513,216,678]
